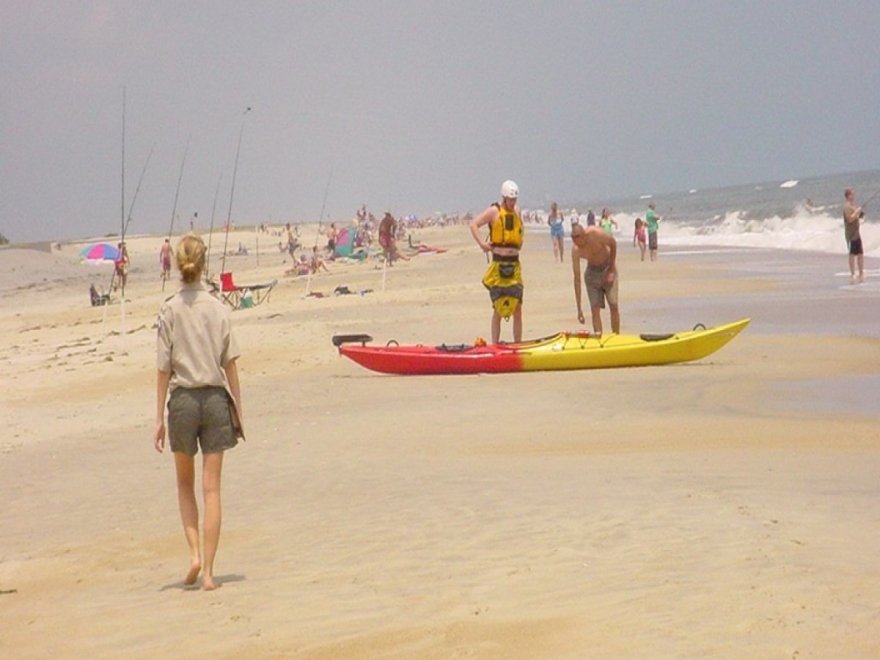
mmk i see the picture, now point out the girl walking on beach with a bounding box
[633,218,647,261]
[154,233,243,591]
[548,201,565,262]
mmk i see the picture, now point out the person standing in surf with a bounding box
[548,201,565,262]
[571,223,620,335]
[600,208,618,234]
[154,233,243,591]
[843,188,865,284]
[470,180,524,344]
[645,203,660,261]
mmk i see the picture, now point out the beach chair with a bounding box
[219,272,277,310]
[89,284,111,307]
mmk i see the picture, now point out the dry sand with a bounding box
[1,225,879,658]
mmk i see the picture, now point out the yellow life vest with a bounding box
[489,204,523,249]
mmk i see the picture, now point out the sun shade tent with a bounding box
[219,272,277,310]
[333,226,368,260]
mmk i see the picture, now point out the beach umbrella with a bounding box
[79,242,120,264]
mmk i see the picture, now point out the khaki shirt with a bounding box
[157,282,240,392]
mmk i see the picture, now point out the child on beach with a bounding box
[600,208,618,235]
[548,202,565,263]
[154,233,243,591]
[633,218,647,261]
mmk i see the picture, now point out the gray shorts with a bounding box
[585,264,619,309]
[648,232,658,250]
[168,386,238,456]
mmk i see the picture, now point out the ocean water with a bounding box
[530,169,880,259]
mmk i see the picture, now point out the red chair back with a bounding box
[220,272,235,292]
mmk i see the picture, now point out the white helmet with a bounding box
[500,180,519,199]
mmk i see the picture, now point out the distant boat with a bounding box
[780,179,799,188]
[688,189,697,194]
[640,194,653,199]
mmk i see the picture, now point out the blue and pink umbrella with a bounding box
[79,242,121,264]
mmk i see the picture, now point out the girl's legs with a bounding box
[201,451,225,591]
[173,451,201,585]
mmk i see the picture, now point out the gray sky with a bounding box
[2,1,879,242]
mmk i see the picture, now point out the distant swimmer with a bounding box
[586,209,596,227]
[843,188,864,284]
[548,201,565,263]
[571,223,619,335]
[470,180,524,344]
[645,202,660,261]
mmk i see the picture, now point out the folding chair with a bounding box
[219,272,242,309]
[220,272,277,310]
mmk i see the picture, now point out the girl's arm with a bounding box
[154,370,171,452]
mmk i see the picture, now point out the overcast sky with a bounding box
[2,1,879,242]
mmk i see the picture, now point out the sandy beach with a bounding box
[1,225,879,658]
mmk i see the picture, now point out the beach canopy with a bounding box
[334,227,356,257]
[79,242,120,264]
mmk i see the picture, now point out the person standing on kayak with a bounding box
[571,223,620,335]
[470,180,524,344]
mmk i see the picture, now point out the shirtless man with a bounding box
[159,238,173,281]
[843,188,864,284]
[571,223,619,335]
[378,212,409,264]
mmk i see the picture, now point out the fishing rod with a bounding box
[162,139,190,291]
[109,144,154,297]
[221,106,252,275]
[205,173,223,285]
[122,143,155,238]
[860,189,880,213]
[306,165,333,295]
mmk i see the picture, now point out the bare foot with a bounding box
[184,560,201,586]
[202,576,221,591]
[859,274,864,284]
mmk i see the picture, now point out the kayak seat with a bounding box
[332,334,373,347]
[640,333,675,342]
[436,344,473,353]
